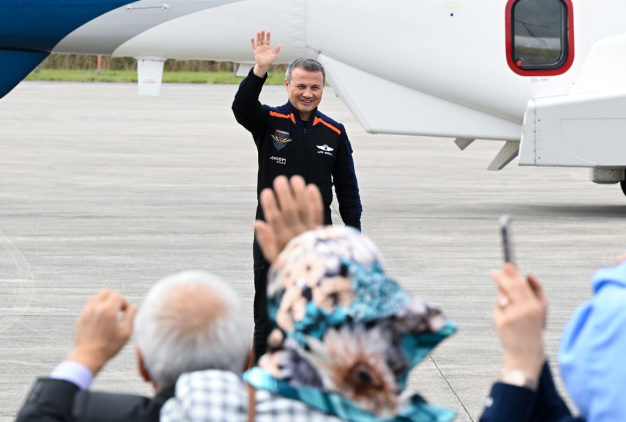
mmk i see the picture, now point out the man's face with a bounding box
[285,68,324,118]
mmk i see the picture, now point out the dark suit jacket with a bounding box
[16,378,174,422]
[480,362,584,422]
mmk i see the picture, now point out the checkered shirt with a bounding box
[160,369,343,422]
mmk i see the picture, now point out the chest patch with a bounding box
[316,144,334,156]
[271,130,292,151]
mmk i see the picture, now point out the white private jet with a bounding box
[3,0,626,190]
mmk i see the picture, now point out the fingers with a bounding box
[526,273,546,302]
[250,37,256,50]
[103,290,128,314]
[260,186,280,226]
[120,304,138,338]
[254,220,278,262]
[273,176,299,228]
[266,31,271,47]
[258,175,324,262]
[492,291,507,323]
[305,184,323,228]
[290,176,308,225]
[490,264,532,303]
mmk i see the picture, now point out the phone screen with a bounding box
[499,214,516,266]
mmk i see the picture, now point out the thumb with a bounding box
[527,273,547,303]
[120,304,138,338]
[274,44,282,55]
[254,220,278,262]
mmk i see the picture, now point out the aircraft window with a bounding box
[512,0,568,70]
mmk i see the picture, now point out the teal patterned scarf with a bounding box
[243,226,456,422]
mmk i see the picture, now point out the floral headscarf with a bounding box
[243,226,456,422]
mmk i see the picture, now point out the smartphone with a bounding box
[499,214,516,266]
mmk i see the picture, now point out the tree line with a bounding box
[39,54,287,72]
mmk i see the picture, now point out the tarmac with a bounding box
[1,81,626,421]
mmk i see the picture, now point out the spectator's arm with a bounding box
[15,378,79,422]
[480,362,579,422]
[480,381,535,422]
[332,127,362,230]
[529,362,577,422]
[65,289,137,375]
[50,361,94,390]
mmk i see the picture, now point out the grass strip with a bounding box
[26,69,286,85]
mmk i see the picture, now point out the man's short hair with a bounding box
[286,57,326,85]
[134,271,251,387]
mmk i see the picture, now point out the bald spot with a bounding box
[160,283,226,335]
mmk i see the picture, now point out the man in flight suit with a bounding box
[232,30,362,360]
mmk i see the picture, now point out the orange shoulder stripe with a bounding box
[313,117,341,135]
[270,111,296,124]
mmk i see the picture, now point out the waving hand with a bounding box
[251,30,281,77]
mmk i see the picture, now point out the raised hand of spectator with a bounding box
[254,175,323,263]
[491,263,547,384]
[66,289,138,375]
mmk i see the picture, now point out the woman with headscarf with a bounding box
[161,176,457,422]
[245,224,457,422]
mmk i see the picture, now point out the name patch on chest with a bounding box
[271,130,292,151]
[270,156,286,165]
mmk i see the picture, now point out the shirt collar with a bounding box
[285,101,318,123]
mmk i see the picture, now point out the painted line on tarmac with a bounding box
[0,228,34,334]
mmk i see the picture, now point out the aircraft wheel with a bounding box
[620,180,626,197]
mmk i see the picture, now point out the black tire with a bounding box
[620,180,626,196]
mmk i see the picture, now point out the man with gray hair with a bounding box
[15,271,250,422]
[232,30,362,361]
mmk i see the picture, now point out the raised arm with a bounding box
[232,30,281,141]
[16,290,137,422]
[480,265,576,422]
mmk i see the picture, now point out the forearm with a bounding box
[50,360,94,390]
[480,362,575,422]
[253,64,270,78]
[480,381,535,422]
[529,362,575,422]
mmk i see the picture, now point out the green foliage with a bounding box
[25,69,286,85]
[37,54,288,73]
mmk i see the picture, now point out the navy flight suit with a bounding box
[232,68,362,360]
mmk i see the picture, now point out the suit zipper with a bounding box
[300,125,307,174]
